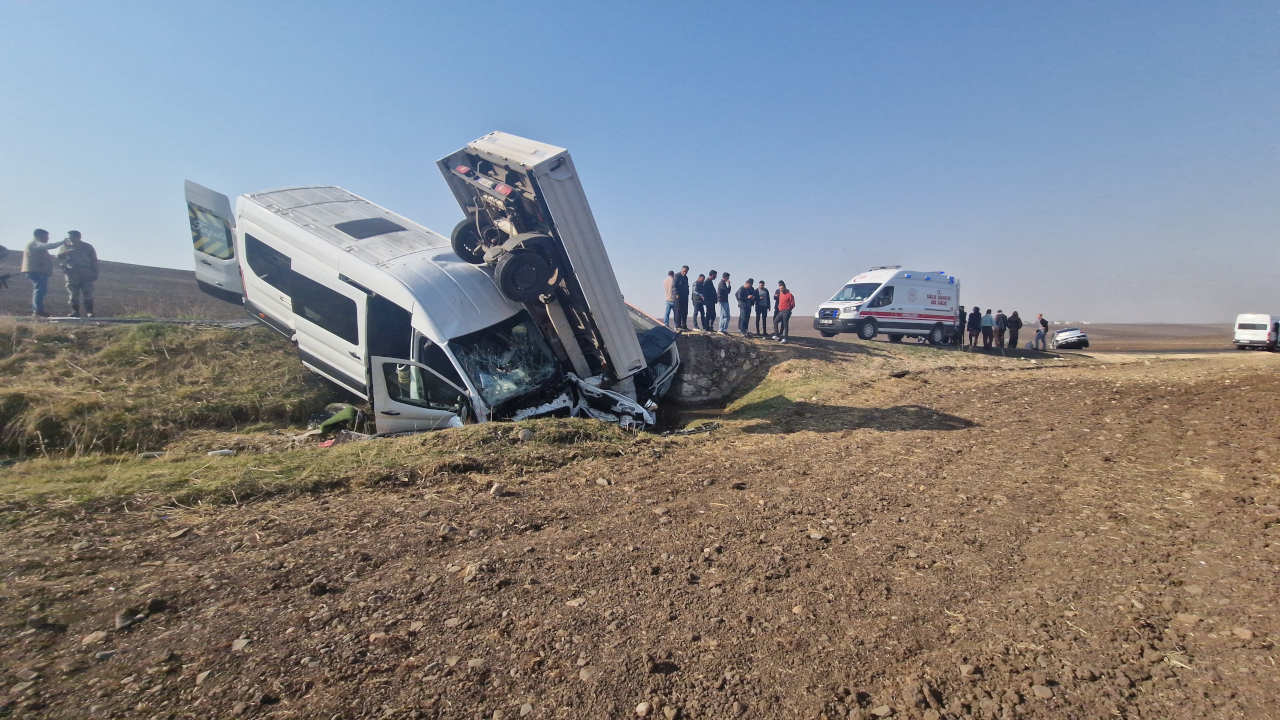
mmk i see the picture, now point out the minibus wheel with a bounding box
[451,219,488,264]
[495,249,554,302]
[858,320,877,340]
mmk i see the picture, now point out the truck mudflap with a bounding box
[567,374,656,429]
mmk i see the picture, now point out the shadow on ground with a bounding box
[731,397,977,434]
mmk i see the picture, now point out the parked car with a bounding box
[1050,327,1090,350]
[813,266,960,344]
[1232,313,1278,350]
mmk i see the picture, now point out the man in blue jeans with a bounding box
[20,228,64,317]
[662,270,676,327]
[717,272,732,334]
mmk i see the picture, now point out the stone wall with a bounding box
[669,332,765,406]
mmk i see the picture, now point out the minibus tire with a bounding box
[451,219,487,264]
[858,320,877,340]
[495,249,554,302]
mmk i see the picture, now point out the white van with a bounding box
[184,181,675,433]
[814,266,960,344]
[1233,313,1278,350]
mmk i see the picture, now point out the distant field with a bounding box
[0,250,1242,350]
[0,252,243,320]
[786,318,1233,351]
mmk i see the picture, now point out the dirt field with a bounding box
[2,330,1277,719]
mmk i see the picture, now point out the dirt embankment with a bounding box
[1,337,1277,719]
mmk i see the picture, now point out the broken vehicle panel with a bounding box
[438,132,649,394]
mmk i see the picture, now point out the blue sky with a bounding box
[2,1,1276,322]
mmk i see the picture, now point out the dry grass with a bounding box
[0,417,643,512]
[0,320,334,456]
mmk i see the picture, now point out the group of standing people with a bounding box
[960,306,1050,351]
[20,228,99,317]
[663,267,797,343]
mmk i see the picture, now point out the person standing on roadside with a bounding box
[20,229,65,317]
[662,270,677,327]
[717,272,732,334]
[981,308,994,349]
[774,281,796,343]
[772,281,783,338]
[674,266,690,330]
[702,270,719,331]
[58,231,99,318]
[736,278,756,336]
[754,280,771,336]
[967,306,982,349]
[692,273,707,330]
[955,305,966,346]
[994,309,1008,349]
[1007,310,1023,349]
[1035,313,1049,350]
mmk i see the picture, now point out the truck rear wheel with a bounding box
[495,249,553,302]
[820,331,837,338]
[928,325,945,345]
[450,219,487,264]
[888,333,903,343]
[858,320,877,340]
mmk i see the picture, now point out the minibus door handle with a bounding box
[380,410,401,416]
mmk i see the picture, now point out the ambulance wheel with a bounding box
[928,325,945,345]
[888,334,903,343]
[495,249,553,302]
[820,331,837,338]
[450,219,487,264]
[858,320,877,340]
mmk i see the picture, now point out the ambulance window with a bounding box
[244,234,292,294]
[870,286,894,307]
[290,273,358,344]
[419,338,466,389]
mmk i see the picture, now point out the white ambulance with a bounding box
[814,266,961,344]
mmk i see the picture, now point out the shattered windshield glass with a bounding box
[449,311,561,408]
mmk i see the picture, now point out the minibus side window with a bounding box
[381,363,467,411]
[291,273,358,344]
[245,234,292,293]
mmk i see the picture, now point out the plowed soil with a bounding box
[3,346,1277,719]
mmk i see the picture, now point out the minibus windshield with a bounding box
[832,283,880,302]
[450,311,561,408]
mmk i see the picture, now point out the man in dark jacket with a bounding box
[692,274,706,330]
[702,270,718,331]
[674,266,690,330]
[58,231,99,318]
[994,310,1008,350]
[1006,311,1023,349]
[754,280,771,336]
[967,307,982,349]
[735,279,757,336]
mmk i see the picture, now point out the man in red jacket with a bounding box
[774,281,796,344]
